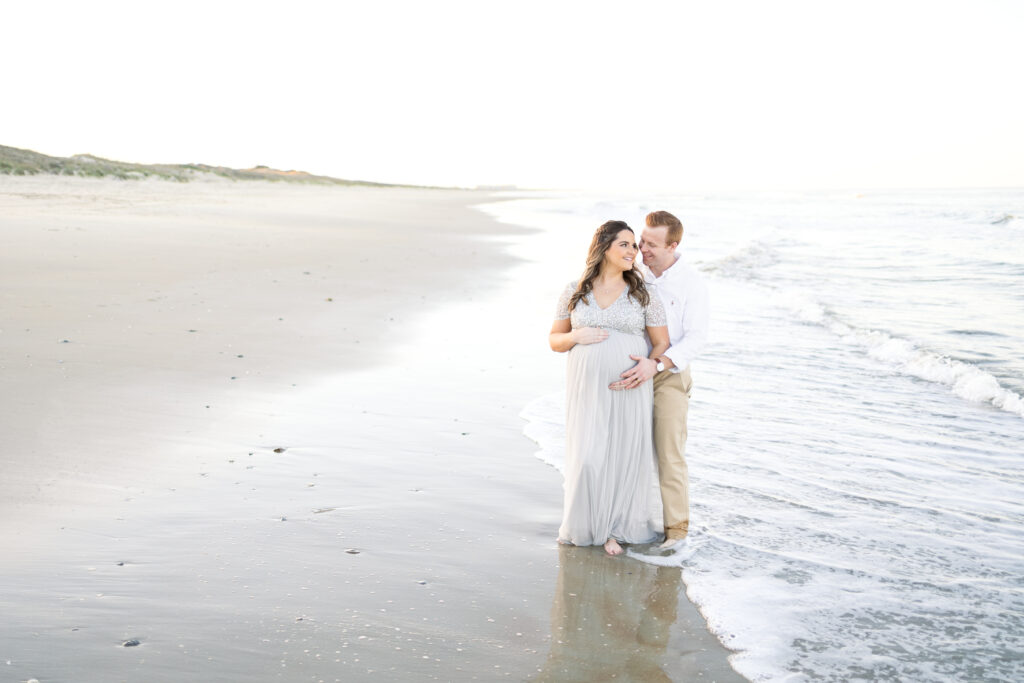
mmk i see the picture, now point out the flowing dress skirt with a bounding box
[559,329,663,546]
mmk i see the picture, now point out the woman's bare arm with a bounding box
[549,318,609,352]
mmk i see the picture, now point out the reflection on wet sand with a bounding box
[533,544,689,682]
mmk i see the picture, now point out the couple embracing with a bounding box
[548,211,709,556]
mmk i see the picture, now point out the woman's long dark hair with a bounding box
[568,220,650,312]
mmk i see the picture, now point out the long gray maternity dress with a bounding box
[554,281,666,546]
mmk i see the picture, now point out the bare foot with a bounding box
[660,537,685,550]
[604,538,624,555]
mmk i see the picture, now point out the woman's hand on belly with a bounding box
[572,327,609,345]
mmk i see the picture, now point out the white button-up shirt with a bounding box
[643,255,709,372]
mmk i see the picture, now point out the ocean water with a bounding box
[481,189,1024,682]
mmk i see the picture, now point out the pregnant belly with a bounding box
[568,330,648,385]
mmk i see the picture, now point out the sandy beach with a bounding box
[0,175,743,682]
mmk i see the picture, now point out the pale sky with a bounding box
[4,1,1022,191]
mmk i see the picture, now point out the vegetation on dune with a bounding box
[0,144,399,187]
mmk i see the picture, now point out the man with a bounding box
[611,210,709,548]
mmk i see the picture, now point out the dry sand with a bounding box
[0,175,745,681]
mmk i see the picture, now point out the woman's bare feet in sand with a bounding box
[604,538,624,555]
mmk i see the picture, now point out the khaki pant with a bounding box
[653,367,692,540]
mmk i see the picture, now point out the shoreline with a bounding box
[1,175,526,540]
[0,175,745,681]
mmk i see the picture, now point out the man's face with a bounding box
[639,225,676,270]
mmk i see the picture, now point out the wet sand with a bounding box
[0,175,745,681]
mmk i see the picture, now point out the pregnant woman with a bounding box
[549,220,669,555]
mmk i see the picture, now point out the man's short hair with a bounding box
[645,210,683,246]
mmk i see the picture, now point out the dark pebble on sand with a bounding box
[61,339,70,343]
[273,447,286,453]
[122,639,141,647]
[345,548,360,555]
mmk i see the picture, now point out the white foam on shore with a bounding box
[520,381,1024,682]
[519,393,566,472]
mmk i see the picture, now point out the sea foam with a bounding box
[764,287,1024,418]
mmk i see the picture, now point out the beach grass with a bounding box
[0,144,400,187]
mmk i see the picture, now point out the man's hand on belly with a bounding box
[609,355,657,391]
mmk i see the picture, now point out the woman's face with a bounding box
[603,229,638,272]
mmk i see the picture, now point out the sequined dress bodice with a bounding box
[555,281,666,336]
